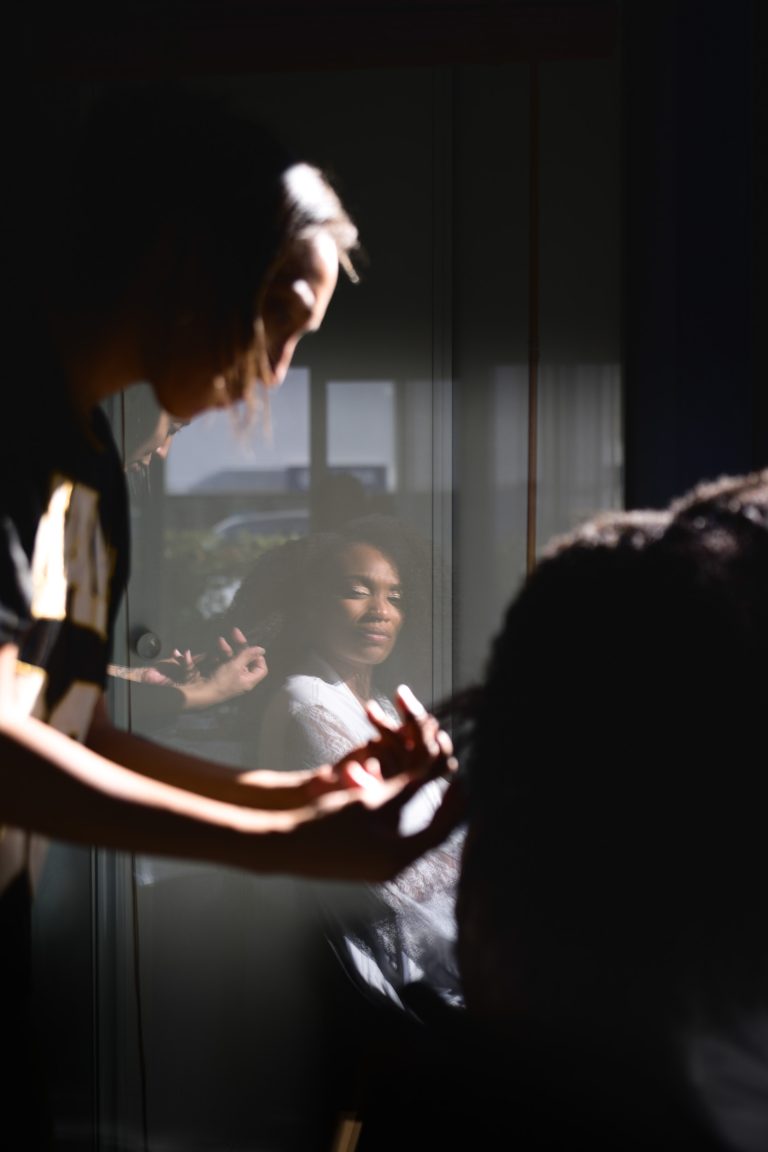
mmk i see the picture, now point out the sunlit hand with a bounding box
[132,628,267,708]
[360,684,458,781]
[239,685,454,796]
[262,765,468,882]
[206,627,268,702]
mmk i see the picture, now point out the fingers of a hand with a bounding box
[242,645,265,660]
[394,778,468,864]
[417,714,440,751]
[304,759,378,798]
[386,715,439,759]
[365,698,397,733]
[395,684,427,722]
[393,687,444,751]
[305,763,348,795]
[358,755,383,782]
[344,760,385,790]
[302,773,465,883]
[240,646,266,671]
[245,657,268,685]
[231,626,248,645]
[218,635,234,658]
[436,728,459,774]
[321,747,386,790]
[387,732,456,784]
[366,695,438,756]
[420,718,458,773]
[393,689,455,765]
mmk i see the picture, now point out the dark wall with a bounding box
[16,2,765,511]
[622,0,764,508]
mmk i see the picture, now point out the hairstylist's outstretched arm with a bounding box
[0,667,462,884]
[236,681,465,878]
[0,80,459,1147]
[271,762,467,883]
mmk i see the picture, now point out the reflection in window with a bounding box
[327,381,397,491]
[165,370,310,495]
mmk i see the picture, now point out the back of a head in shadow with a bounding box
[438,470,768,1146]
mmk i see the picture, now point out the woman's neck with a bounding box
[320,654,373,706]
[346,670,374,706]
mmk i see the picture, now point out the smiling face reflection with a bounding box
[313,543,404,684]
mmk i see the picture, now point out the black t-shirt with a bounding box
[0,352,129,802]
[0,353,129,1051]
[0,379,128,710]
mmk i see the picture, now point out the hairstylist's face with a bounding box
[125,413,187,471]
[316,543,404,671]
[150,229,339,419]
[260,229,340,387]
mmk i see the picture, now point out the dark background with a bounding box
[15,0,768,504]
[11,2,766,1148]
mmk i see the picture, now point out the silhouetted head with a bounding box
[448,470,768,1039]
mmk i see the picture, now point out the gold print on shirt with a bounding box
[30,480,69,621]
[31,477,111,639]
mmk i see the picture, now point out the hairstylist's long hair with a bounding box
[48,83,361,420]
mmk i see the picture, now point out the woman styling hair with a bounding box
[1,84,461,1145]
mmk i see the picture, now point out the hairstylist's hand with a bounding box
[362,684,458,782]
[262,761,468,882]
[204,627,268,702]
[153,628,267,709]
[234,685,459,817]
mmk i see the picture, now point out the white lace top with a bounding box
[256,651,465,1010]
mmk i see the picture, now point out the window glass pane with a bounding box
[31,49,622,1149]
[327,381,396,493]
[165,372,311,495]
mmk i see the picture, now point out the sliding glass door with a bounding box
[31,43,621,1151]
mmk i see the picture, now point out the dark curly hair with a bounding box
[444,468,768,1048]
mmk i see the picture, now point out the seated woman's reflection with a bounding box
[226,513,465,1010]
[112,384,268,726]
